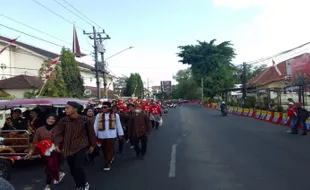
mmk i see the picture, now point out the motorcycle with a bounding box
[221,108,228,116]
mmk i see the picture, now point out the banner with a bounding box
[272,112,281,123]
[237,107,243,115]
[248,109,254,117]
[290,53,310,86]
[265,111,273,122]
[255,110,261,119]
[233,107,238,114]
[281,113,290,126]
[260,110,267,120]
[243,108,249,116]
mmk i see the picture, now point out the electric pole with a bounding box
[84,27,108,99]
[147,78,150,98]
[242,62,247,107]
[98,33,110,98]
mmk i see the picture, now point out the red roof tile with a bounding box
[248,53,307,87]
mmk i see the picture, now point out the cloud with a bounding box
[214,0,310,65]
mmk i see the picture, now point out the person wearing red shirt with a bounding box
[142,101,150,115]
[149,102,162,130]
[287,102,298,134]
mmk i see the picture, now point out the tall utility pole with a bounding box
[84,27,107,99]
[201,78,204,103]
[147,78,150,98]
[98,33,110,98]
[242,62,247,106]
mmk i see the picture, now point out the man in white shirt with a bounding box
[94,101,124,171]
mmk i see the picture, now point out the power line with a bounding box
[61,0,102,29]
[0,14,91,53]
[31,0,84,31]
[0,24,64,48]
[246,41,310,65]
[52,0,93,26]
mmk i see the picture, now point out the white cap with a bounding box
[95,105,103,109]
[288,102,294,105]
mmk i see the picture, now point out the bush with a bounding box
[275,105,284,112]
[246,96,256,108]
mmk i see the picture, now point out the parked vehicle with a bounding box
[0,98,88,180]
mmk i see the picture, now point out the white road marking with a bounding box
[168,144,177,178]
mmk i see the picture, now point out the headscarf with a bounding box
[45,113,57,131]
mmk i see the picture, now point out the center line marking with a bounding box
[168,144,177,178]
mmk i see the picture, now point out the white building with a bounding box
[0,36,113,98]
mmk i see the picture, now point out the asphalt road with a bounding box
[10,105,310,190]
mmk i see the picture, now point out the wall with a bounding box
[80,69,113,91]
[4,89,29,99]
[0,42,113,90]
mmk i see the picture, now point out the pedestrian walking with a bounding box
[295,102,309,135]
[93,101,124,171]
[54,101,97,190]
[24,113,65,190]
[128,103,152,160]
[287,102,298,134]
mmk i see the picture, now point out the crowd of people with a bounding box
[1,99,163,190]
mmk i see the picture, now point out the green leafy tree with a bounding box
[177,39,237,97]
[235,64,268,82]
[123,73,144,98]
[38,59,67,97]
[60,47,84,97]
[172,68,200,99]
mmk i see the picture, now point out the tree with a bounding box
[123,73,144,98]
[172,68,200,99]
[235,64,268,82]
[177,39,237,97]
[38,59,67,97]
[60,47,84,97]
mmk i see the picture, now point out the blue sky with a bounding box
[1,0,309,86]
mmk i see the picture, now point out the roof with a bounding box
[247,62,286,86]
[0,75,43,89]
[0,36,95,70]
[247,53,307,87]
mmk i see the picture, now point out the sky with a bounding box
[1,0,310,87]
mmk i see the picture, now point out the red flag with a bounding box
[0,36,19,55]
[72,26,85,57]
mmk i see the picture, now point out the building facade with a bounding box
[0,36,113,98]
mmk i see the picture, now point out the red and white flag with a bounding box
[73,26,85,57]
[35,139,56,156]
[45,55,61,80]
[0,36,19,55]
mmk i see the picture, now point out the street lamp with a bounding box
[105,46,134,62]
[102,46,134,98]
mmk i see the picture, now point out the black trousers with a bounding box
[132,136,148,156]
[67,148,87,188]
[118,137,124,152]
[152,120,159,129]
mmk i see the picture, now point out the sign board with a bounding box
[160,81,172,93]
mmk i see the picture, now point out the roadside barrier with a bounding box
[204,104,299,129]
[255,110,261,119]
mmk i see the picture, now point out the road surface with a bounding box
[11,105,310,190]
